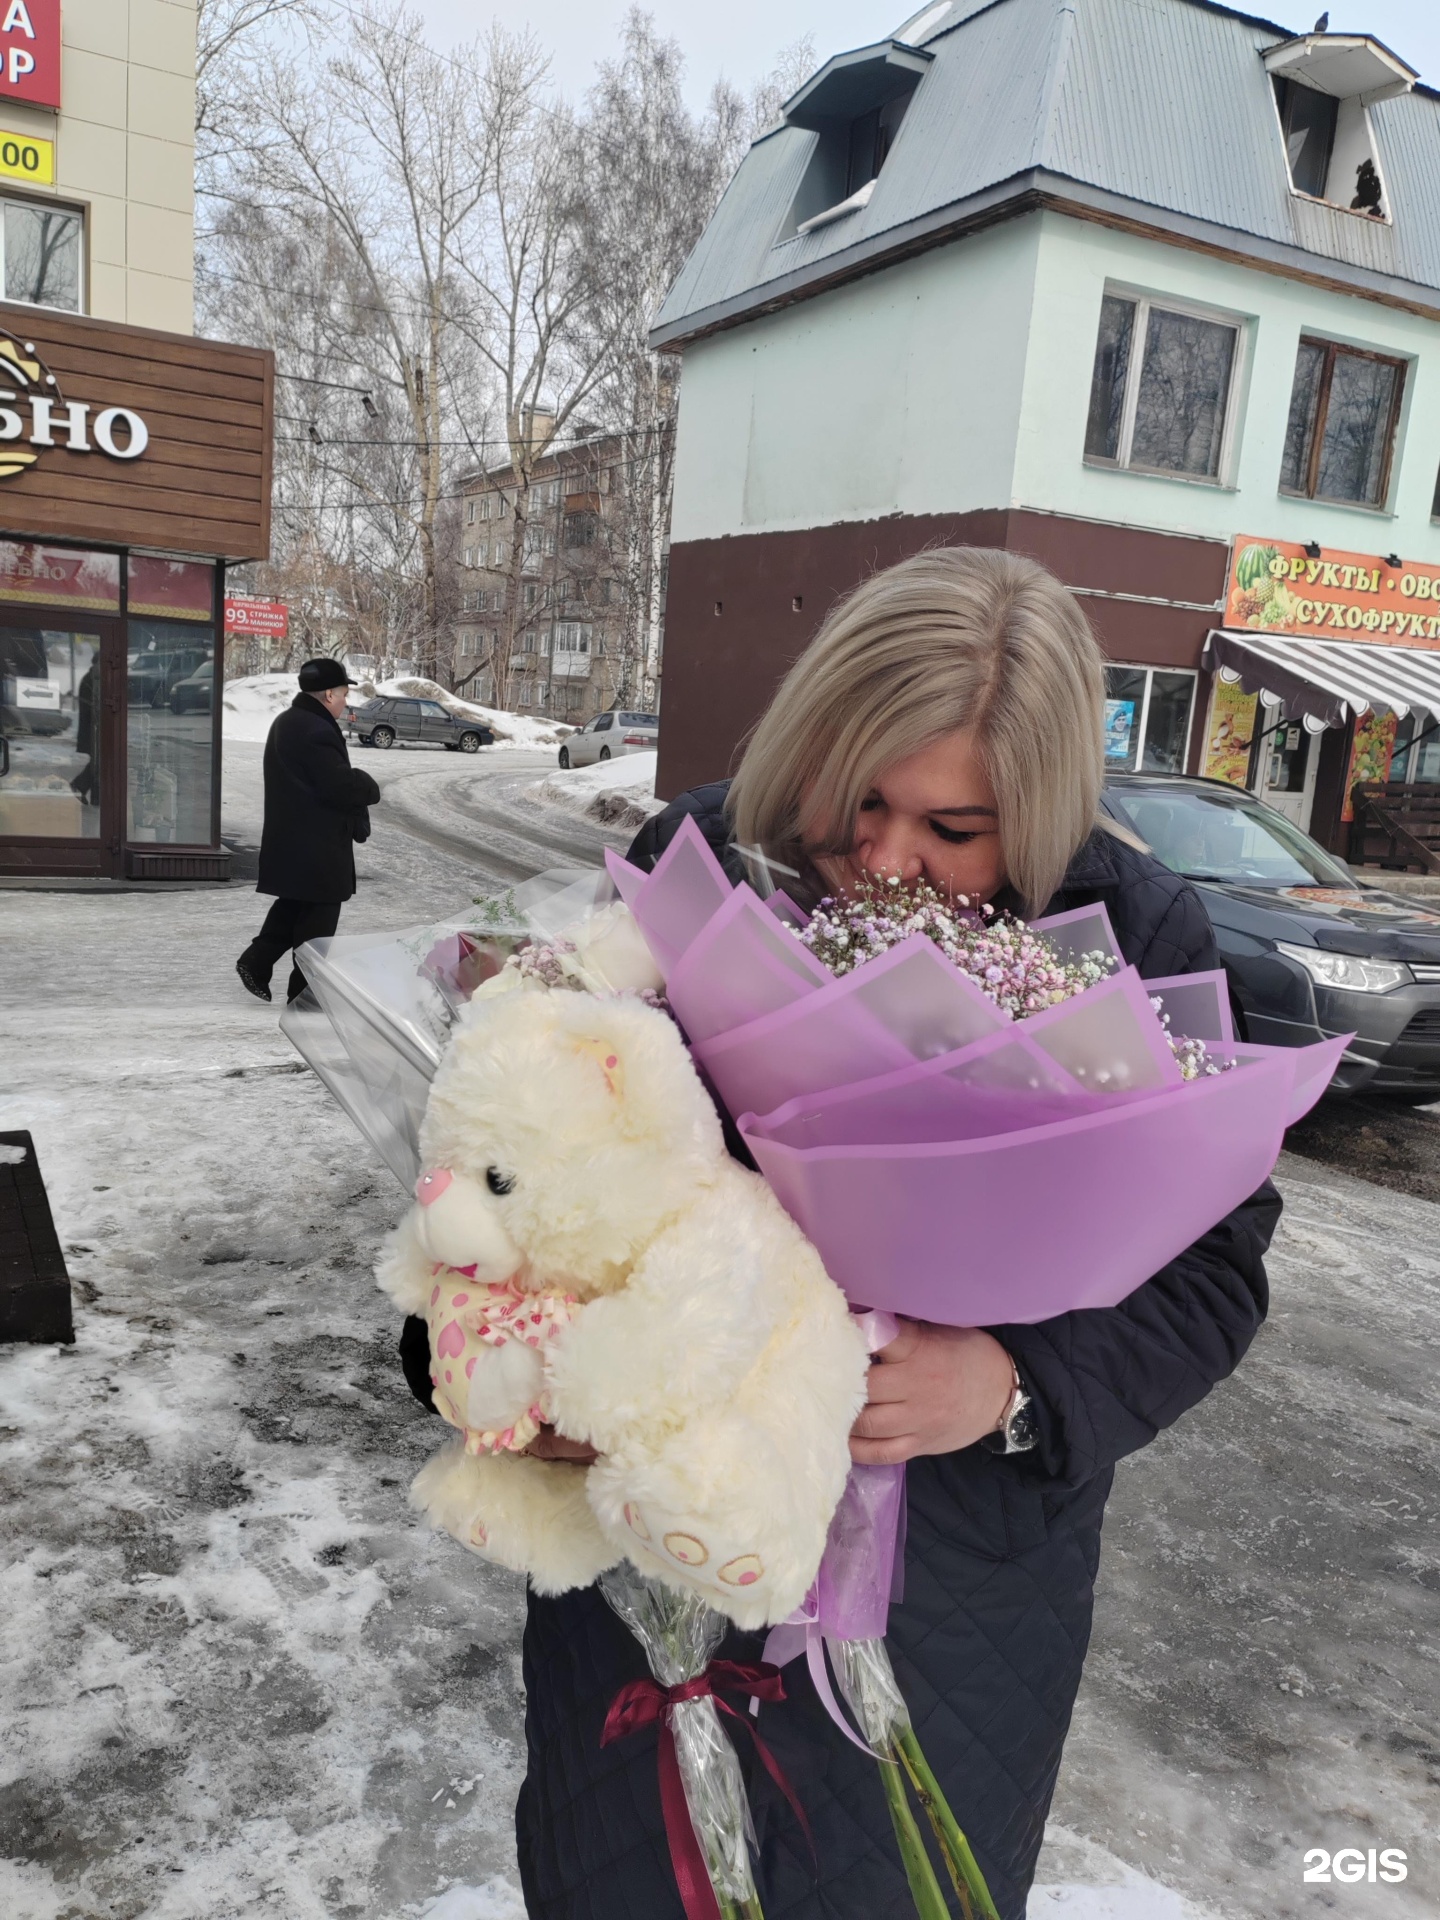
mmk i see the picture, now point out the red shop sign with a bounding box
[224,595,289,638]
[0,2,60,112]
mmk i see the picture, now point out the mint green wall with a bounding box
[668,204,1440,560]
[668,218,1041,543]
[1017,212,1440,561]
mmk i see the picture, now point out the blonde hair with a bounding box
[727,547,1107,916]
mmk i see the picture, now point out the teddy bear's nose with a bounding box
[416,1167,453,1207]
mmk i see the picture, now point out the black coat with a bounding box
[257,693,380,902]
[401,784,1280,1920]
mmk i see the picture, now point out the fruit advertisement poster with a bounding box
[1341,710,1399,822]
[1202,676,1258,787]
[1226,537,1440,647]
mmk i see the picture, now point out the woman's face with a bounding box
[825,729,1007,903]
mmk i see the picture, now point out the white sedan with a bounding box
[559,710,659,768]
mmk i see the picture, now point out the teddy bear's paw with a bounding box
[588,1463,822,1631]
[409,1443,619,1593]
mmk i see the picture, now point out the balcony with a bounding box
[550,651,591,679]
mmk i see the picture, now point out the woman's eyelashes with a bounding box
[929,820,980,845]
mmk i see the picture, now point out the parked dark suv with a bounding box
[1101,773,1440,1101]
[350,695,494,753]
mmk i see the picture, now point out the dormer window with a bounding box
[1264,34,1416,218]
[779,40,933,239]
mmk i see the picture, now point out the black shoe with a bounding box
[236,957,273,1002]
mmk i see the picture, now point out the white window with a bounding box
[1085,290,1245,484]
[0,195,83,311]
[554,622,592,655]
[467,499,477,524]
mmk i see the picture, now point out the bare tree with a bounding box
[196,0,315,183]
[213,1,504,677]
[455,30,628,711]
[570,14,817,707]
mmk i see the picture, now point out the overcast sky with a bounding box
[403,0,1440,105]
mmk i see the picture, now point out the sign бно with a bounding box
[0,1,59,111]
[1226,535,1440,650]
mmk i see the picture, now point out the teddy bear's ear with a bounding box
[571,1032,625,1098]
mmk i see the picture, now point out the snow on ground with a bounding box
[221,673,570,752]
[527,749,662,832]
[219,672,299,743]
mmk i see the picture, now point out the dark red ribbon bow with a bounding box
[602,1658,814,1920]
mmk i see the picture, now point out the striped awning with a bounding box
[1202,630,1440,729]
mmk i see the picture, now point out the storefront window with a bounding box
[1103,667,1196,774]
[127,620,215,846]
[0,629,102,838]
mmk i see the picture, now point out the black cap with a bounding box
[298,658,356,692]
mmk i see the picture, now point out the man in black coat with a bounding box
[236,658,381,1005]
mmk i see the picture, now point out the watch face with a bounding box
[1008,1404,1038,1451]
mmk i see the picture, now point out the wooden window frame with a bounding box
[1281,336,1407,509]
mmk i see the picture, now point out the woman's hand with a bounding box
[523,1424,599,1464]
[850,1320,1015,1464]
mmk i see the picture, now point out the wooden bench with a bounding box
[1348,782,1440,875]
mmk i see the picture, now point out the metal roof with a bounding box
[1203,630,1440,726]
[653,0,1440,346]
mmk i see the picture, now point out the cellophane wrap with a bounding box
[599,1564,760,1907]
[280,868,619,1191]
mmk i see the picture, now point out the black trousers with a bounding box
[240,898,342,1001]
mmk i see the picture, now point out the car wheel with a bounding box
[371,726,395,748]
[558,747,570,769]
[599,746,611,761]
[458,731,482,753]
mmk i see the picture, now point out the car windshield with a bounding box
[1105,784,1356,889]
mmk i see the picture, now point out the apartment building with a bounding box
[454,425,668,721]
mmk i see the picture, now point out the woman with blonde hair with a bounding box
[409,549,1279,1918]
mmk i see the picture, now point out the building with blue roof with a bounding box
[653,0,1440,860]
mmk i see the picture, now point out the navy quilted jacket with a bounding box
[408,786,1281,1920]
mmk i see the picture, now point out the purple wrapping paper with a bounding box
[608,819,1353,1324]
[739,1040,1348,1323]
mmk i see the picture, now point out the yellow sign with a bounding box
[0,132,53,186]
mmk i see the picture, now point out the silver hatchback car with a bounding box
[559,709,659,768]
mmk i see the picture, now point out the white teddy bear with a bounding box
[377,985,869,1629]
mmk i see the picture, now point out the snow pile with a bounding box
[220,672,302,742]
[529,748,662,831]
[376,678,573,750]
[221,672,571,751]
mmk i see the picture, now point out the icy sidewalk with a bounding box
[0,784,535,1918]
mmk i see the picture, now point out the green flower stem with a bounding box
[716,1896,764,1920]
[894,1727,1001,1920]
[877,1748,952,1920]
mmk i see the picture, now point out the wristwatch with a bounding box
[981,1354,1038,1455]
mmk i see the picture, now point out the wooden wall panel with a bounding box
[0,302,273,561]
